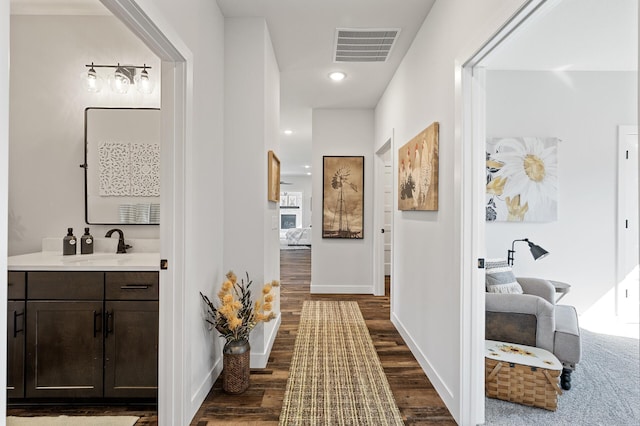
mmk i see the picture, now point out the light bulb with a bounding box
[109,65,130,94]
[134,67,155,94]
[81,64,103,93]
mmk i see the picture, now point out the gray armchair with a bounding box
[486,277,581,390]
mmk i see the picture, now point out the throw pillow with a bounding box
[485,258,523,294]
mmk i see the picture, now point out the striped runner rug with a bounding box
[279,300,404,425]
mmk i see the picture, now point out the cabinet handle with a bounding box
[106,311,114,337]
[93,310,102,338]
[120,285,150,290]
[13,310,24,338]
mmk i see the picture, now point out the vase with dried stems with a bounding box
[200,271,278,393]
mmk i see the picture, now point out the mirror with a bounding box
[84,107,161,225]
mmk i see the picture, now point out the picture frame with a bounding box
[268,150,280,202]
[322,156,364,239]
[398,121,439,211]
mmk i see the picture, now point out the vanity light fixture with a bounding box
[83,62,154,94]
[283,129,293,135]
[328,71,346,81]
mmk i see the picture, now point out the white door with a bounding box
[617,126,639,323]
[383,158,392,276]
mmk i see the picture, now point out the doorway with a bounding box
[374,138,393,297]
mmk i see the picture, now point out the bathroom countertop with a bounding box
[7,252,160,271]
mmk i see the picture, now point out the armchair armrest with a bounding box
[485,292,555,352]
[516,277,555,304]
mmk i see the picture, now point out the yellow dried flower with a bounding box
[264,294,273,303]
[254,313,265,322]
[262,284,272,294]
[221,280,233,291]
[228,316,242,330]
[217,290,227,302]
[222,294,233,305]
[226,271,237,284]
[271,280,280,287]
[263,302,272,312]
[232,300,242,310]
[254,300,262,310]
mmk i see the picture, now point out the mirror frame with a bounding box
[83,107,161,225]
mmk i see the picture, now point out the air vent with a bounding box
[334,28,400,63]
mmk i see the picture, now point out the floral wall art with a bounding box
[486,137,558,222]
[398,122,439,211]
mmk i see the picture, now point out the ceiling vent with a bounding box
[334,28,400,63]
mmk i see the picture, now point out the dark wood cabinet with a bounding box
[7,301,25,398]
[26,300,104,398]
[104,271,159,398]
[7,272,26,399]
[7,270,158,401]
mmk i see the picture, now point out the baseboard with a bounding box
[310,284,373,294]
[391,311,455,411]
[250,313,282,368]
[189,356,222,422]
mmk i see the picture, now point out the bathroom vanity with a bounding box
[7,252,159,401]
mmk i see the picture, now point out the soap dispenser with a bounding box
[81,227,94,254]
[63,228,77,255]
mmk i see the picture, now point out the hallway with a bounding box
[191,249,455,424]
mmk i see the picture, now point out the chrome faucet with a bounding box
[105,228,132,253]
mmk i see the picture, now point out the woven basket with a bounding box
[485,357,562,411]
[223,339,251,394]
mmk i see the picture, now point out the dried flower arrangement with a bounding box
[200,271,279,343]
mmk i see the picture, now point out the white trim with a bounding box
[98,1,193,424]
[310,284,373,294]
[250,314,282,368]
[0,0,9,419]
[391,312,454,402]
[373,138,392,296]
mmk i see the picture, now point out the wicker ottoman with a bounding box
[485,340,563,411]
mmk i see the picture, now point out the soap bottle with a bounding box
[63,228,77,255]
[81,227,94,255]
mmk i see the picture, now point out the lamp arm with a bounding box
[507,238,530,266]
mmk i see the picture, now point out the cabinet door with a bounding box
[7,301,25,398]
[104,301,158,398]
[26,301,104,398]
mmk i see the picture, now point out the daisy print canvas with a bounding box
[486,137,558,222]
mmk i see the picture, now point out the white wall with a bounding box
[281,175,312,228]
[311,109,374,293]
[373,0,527,422]
[8,16,161,256]
[223,17,281,368]
[485,70,638,314]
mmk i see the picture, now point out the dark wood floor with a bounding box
[8,249,455,425]
[191,249,455,425]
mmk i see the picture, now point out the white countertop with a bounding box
[8,252,160,271]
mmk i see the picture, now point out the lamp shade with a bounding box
[528,242,549,261]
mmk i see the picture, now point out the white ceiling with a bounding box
[10,0,638,177]
[484,0,638,71]
[215,0,436,176]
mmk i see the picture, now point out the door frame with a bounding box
[458,1,548,423]
[99,1,191,424]
[374,136,393,297]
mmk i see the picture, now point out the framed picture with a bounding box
[322,156,364,239]
[268,150,280,202]
[398,121,439,211]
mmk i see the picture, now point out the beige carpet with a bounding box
[7,416,139,426]
[279,300,404,425]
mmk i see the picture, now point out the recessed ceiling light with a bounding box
[284,129,293,135]
[304,165,311,169]
[306,172,312,176]
[329,71,346,81]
